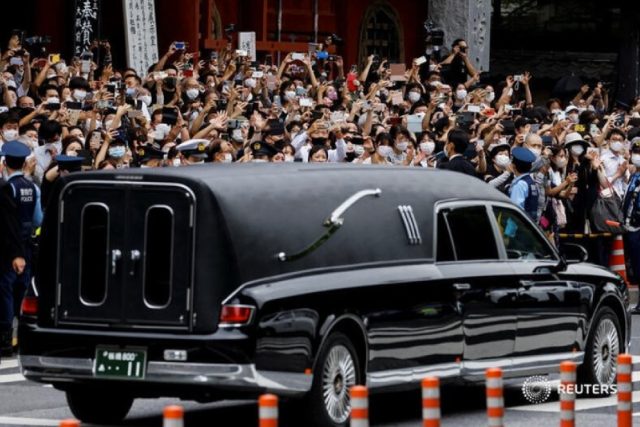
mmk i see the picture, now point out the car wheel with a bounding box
[306,332,362,427]
[580,307,622,392]
[66,386,133,424]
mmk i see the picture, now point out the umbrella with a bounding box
[552,75,583,99]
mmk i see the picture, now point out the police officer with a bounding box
[0,141,43,355]
[509,147,539,221]
[175,139,211,165]
[250,140,279,162]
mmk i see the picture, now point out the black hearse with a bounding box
[19,164,629,426]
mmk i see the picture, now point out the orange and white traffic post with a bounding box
[617,353,632,427]
[559,361,577,427]
[350,385,369,427]
[259,394,279,427]
[486,367,504,427]
[59,420,79,427]
[609,235,629,285]
[163,405,184,427]
[422,376,441,427]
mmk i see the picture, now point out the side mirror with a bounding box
[559,243,589,265]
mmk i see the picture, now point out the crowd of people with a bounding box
[2,33,640,352]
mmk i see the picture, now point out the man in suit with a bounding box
[438,128,477,177]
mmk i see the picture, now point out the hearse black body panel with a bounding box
[20,164,630,406]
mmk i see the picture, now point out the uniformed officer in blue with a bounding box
[509,146,539,221]
[0,141,43,354]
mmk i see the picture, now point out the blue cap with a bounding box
[0,141,31,158]
[56,155,85,171]
[511,147,536,164]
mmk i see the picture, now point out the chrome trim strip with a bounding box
[19,355,312,395]
[397,206,415,244]
[406,205,422,245]
[368,362,460,388]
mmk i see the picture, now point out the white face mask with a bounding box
[154,123,171,140]
[172,158,181,167]
[245,78,257,88]
[284,155,295,162]
[420,141,435,154]
[186,88,200,100]
[354,145,365,156]
[285,91,297,100]
[253,158,268,163]
[222,153,233,163]
[231,129,244,142]
[139,95,152,106]
[456,89,467,100]
[47,97,60,104]
[408,92,421,103]
[610,141,624,153]
[73,89,87,100]
[569,113,579,123]
[486,92,495,102]
[570,145,584,156]
[2,129,18,141]
[104,120,114,130]
[377,145,393,157]
[632,154,640,167]
[529,147,542,158]
[396,141,409,152]
[495,154,511,168]
[554,157,568,169]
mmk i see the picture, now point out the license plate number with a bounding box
[94,347,146,379]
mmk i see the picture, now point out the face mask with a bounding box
[172,158,181,167]
[108,146,126,159]
[569,114,579,123]
[47,97,60,104]
[420,141,435,154]
[396,141,409,152]
[77,137,86,145]
[222,153,233,163]
[73,89,87,100]
[47,72,57,80]
[610,141,624,152]
[631,154,640,167]
[253,159,268,163]
[554,158,568,168]
[354,145,365,156]
[231,129,244,142]
[154,123,171,140]
[495,154,511,168]
[529,147,542,158]
[498,137,508,145]
[377,145,393,157]
[327,91,338,101]
[284,155,295,162]
[186,88,200,100]
[295,86,307,96]
[456,89,467,100]
[104,120,114,130]
[139,95,152,106]
[570,145,584,156]
[429,64,438,71]
[534,172,546,182]
[2,129,18,141]
[408,92,421,103]
[486,92,495,102]
[245,78,257,89]
[6,80,17,89]
[285,91,297,100]
[590,124,600,135]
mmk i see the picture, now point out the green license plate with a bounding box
[94,347,147,379]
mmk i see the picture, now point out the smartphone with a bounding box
[299,97,313,107]
[48,53,61,64]
[235,49,248,57]
[81,59,91,74]
[183,69,194,78]
[291,52,305,61]
[264,54,273,66]
[316,51,329,60]
[227,119,240,129]
[96,100,112,110]
[587,147,599,157]
[65,101,82,110]
[174,41,186,50]
[311,110,324,120]
[252,71,264,79]
[530,123,541,133]
[414,56,427,66]
[389,117,402,126]
[46,102,61,111]
[10,57,23,66]
[467,104,481,113]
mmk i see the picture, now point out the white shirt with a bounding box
[33,141,62,185]
[600,148,627,197]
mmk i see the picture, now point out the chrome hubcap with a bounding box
[322,345,357,424]
[592,318,619,386]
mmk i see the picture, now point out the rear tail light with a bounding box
[21,296,38,316]
[219,304,255,326]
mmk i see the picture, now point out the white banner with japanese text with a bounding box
[74,0,100,56]
[123,0,159,76]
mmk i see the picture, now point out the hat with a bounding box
[56,155,85,172]
[563,132,590,149]
[487,141,511,158]
[511,146,536,164]
[565,105,579,114]
[136,145,166,162]
[250,141,279,158]
[0,140,30,158]
[631,137,640,152]
[176,139,211,159]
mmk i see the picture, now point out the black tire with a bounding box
[579,307,622,394]
[66,386,134,424]
[306,332,362,427]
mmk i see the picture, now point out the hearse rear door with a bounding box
[57,182,195,329]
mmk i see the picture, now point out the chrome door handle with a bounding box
[129,250,141,276]
[453,283,471,291]
[111,249,122,275]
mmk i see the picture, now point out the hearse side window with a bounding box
[143,206,174,308]
[79,203,109,305]
[492,207,556,261]
[438,206,499,261]
[436,211,455,262]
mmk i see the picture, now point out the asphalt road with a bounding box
[1,317,640,427]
